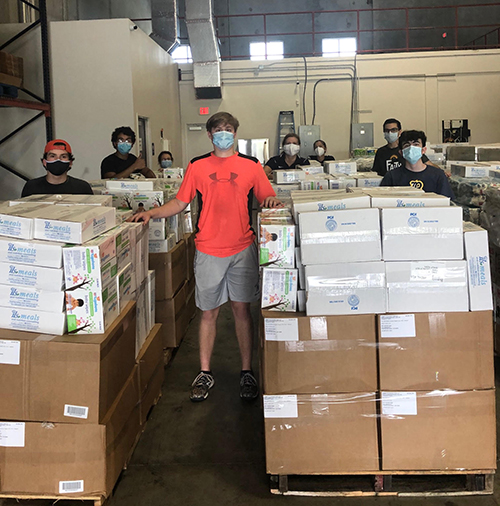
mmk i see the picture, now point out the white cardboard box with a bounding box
[149,233,176,253]
[325,160,357,175]
[354,173,383,187]
[0,306,66,335]
[105,179,155,191]
[135,279,149,357]
[386,261,469,313]
[463,222,493,311]
[116,262,134,313]
[271,183,301,199]
[297,290,306,312]
[261,268,298,312]
[149,218,167,241]
[33,205,116,244]
[295,246,305,290]
[381,207,464,261]
[450,163,491,178]
[0,238,64,268]
[300,179,330,191]
[329,177,356,190]
[299,165,325,175]
[305,262,386,316]
[146,269,156,333]
[0,284,64,312]
[371,193,450,208]
[299,208,381,265]
[292,194,370,223]
[0,262,64,291]
[273,170,306,184]
[259,219,295,268]
[0,203,52,240]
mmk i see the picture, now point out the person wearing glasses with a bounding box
[21,139,93,197]
[100,126,156,179]
[372,118,430,176]
[380,130,454,198]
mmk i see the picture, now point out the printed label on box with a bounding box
[64,404,89,419]
[263,395,298,418]
[410,262,446,282]
[380,314,416,338]
[382,392,417,416]
[0,339,20,365]
[59,480,84,494]
[264,318,299,341]
[0,422,25,447]
[468,255,489,288]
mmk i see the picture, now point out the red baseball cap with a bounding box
[44,139,72,154]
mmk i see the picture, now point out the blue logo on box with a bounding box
[408,213,420,228]
[325,219,337,231]
[348,294,360,308]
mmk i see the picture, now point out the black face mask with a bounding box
[46,160,71,176]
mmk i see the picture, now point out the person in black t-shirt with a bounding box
[309,139,335,165]
[264,133,309,179]
[21,139,93,197]
[380,130,454,198]
[100,126,156,179]
[372,118,430,176]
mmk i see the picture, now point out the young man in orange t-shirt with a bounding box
[132,112,281,402]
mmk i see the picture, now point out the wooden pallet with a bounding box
[270,470,495,497]
[0,493,107,506]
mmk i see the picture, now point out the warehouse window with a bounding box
[171,45,193,63]
[322,38,357,57]
[250,41,284,61]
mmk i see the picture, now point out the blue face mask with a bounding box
[402,145,422,165]
[212,131,235,151]
[161,160,173,169]
[117,142,132,155]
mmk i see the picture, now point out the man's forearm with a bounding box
[149,198,188,219]
[114,164,139,179]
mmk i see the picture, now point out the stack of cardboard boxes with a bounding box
[260,188,496,475]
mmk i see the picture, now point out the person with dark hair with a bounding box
[158,150,174,169]
[21,139,93,197]
[380,130,454,198]
[131,111,282,403]
[309,139,335,165]
[100,126,156,179]
[264,133,309,179]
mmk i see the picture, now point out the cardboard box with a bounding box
[0,306,66,335]
[135,279,149,357]
[33,205,116,244]
[259,219,295,268]
[292,193,370,222]
[381,207,464,261]
[380,389,496,471]
[273,170,306,184]
[184,232,196,280]
[264,392,379,474]
[0,366,141,496]
[329,176,356,189]
[0,203,53,240]
[463,222,493,311]
[295,247,305,289]
[149,240,187,300]
[446,145,475,161]
[386,261,469,313]
[139,362,164,425]
[0,301,136,423]
[299,208,381,265]
[0,51,23,79]
[149,218,167,241]
[271,183,301,199]
[11,194,113,207]
[156,281,189,348]
[261,268,298,312]
[353,173,383,187]
[300,177,330,190]
[261,312,377,393]
[106,179,155,191]
[149,233,176,254]
[370,193,450,208]
[306,262,386,316]
[477,147,500,161]
[324,160,357,175]
[299,165,325,175]
[378,311,494,391]
[297,289,306,311]
[146,270,156,333]
[0,262,64,291]
[450,163,490,178]
[0,285,64,312]
[116,262,133,313]
[0,237,64,268]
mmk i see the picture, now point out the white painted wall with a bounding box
[179,49,500,166]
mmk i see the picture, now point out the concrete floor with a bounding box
[2,304,499,506]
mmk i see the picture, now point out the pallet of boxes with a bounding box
[99,177,197,353]
[0,194,163,505]
[259,186,496,497]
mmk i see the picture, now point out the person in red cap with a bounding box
[21,139,93,197]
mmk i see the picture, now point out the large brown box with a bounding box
[136,323,163,394]
[184,232,195,281]
[149,240,187,300]
[156,280,189,348]
[381,389,496,471]
[0,366,141,497]
[378,311,494,391]
[0,51,23,87]
[264,392,379,474]
[261,311,377,394]
[140,362,164,425]
[0,301,136,424]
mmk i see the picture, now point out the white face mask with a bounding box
[384,131,399,144]
[314,146,325,157]
[283,144,300,156]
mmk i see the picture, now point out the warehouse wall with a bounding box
[50,18,182,180]
[178,49,500,165]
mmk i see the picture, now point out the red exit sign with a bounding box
[199,107,210,115]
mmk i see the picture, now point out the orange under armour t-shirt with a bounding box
[176,152,276,258]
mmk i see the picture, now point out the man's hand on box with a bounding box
[129,210,152,226]
[261,196,283,209]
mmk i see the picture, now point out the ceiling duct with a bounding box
[150,0,179,53]
[185,0,222,99]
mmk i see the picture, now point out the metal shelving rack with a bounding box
[0,0,52,182]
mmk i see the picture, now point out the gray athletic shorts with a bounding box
[194,242,260,311]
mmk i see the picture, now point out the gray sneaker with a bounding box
[240,371,259,400]
[190,371,215,402]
